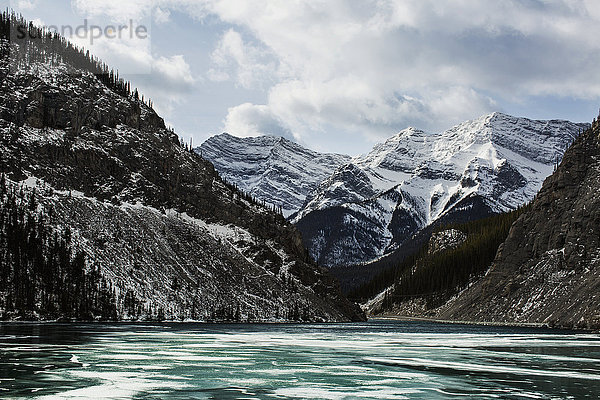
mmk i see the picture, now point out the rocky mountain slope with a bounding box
[198,134,349,217]
[293,113,588,267]
[438,118,600,330]
[0,16,364,322]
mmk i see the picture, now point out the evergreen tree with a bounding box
[0,12,153,109]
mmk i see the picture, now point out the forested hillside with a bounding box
[355,206,529,315]
[439,117,600,329]
[0,175,117,320]
[1,12,150,107]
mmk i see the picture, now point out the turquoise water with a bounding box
[0,321,598,399]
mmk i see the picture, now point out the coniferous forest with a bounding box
[0,174,118,320]
[0,11,152,320]
[0,11,152,108]
[349,204,531,310]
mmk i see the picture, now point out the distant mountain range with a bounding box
[200,113,588,270]
[363,116,600,330]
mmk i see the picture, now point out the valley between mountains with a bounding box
[2,13,600,330]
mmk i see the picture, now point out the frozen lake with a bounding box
[0,320,598,399]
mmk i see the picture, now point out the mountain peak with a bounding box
[386,127,427,142]
[440,120,600,329]
[398,126,426,136]
[198,134,350,217]
[294,113,588,268]
[0,13,364,322]
[215,132,282,143]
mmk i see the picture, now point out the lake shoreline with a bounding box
[0,315,594,332]
[368,314,595,332]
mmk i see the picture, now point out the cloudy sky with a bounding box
[8,0,600,155]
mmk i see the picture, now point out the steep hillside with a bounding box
[0,14,364,322]
[439,117,600,330]
[198,134,350,217]
[356,208,528,317]
[294,113,588,267]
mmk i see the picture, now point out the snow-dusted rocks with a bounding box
[428,229,467,256]
[3,177,359,322]
[198,134,350,217]
[294,113,588,267]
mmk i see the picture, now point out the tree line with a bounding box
[0,11,153,109]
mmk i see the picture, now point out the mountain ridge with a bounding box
[0,14,364,322]
[437,116,600,329]
[361,113,600,330]
[198,133,350,217]
[197,113,588,275]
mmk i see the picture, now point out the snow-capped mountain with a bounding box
[440,118,600,330]
[293,113,589,267]
[198,134,350,217]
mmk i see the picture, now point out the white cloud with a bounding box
[153,6,171,24]
[263,79,496,142]
[135,54,198,121]
[208,28,276,89]
[66,1,197,97]
[154,55,195,86]
[62,1,600,147]
[223,103,293,139]
[199,0,600,141]
[206,68,229,82]
[14,0,38,10]
[72,0,152,22]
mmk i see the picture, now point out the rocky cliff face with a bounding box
[0,34,364,322]
[439,121,600,329]
[294,113,588,267]
[198,134,350,217]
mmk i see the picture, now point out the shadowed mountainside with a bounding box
[438,119,600,329]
